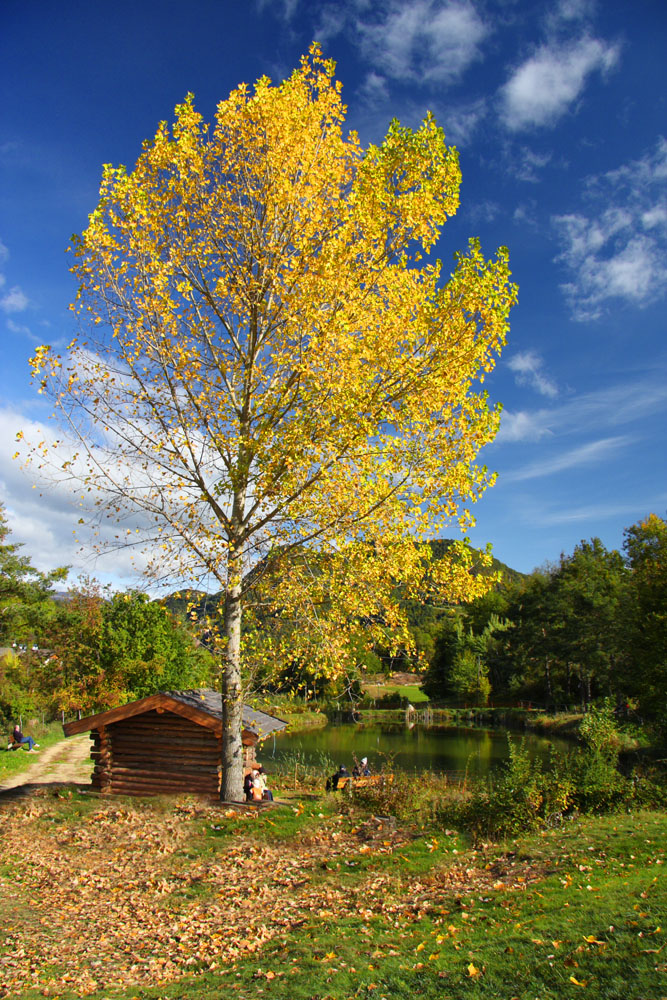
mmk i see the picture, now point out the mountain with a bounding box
[162,541,526,624]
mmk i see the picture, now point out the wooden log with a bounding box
[110,751,219,765]
[111,725,215,735]
[110,737,217,749]
[109,784,216,797]
[108,766,218,784]
[110,736,217,750]
[109,779,217,795]
[115,746,219,757]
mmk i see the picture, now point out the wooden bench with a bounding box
[332,774,393,791]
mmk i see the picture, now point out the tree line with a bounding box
[0,507,214,725]
[3,504,664,732]
[422,514,666,729]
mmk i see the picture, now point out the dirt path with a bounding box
[0,734,93,795]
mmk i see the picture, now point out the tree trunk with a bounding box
[219,540,245,802]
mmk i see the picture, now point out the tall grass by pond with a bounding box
[270,705,667,843]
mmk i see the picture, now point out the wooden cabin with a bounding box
[62,689,287,798]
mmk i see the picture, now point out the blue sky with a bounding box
[1,0,665,589]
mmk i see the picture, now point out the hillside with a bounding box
[163,541,525,633]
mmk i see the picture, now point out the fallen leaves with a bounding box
[3,795,662,998]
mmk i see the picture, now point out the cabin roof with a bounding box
[62,689,287,739]
[168,689,287,737]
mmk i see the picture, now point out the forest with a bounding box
[1,503,665,736]
[422,513,666,731]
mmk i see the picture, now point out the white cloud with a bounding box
[439,97,487,146]
[547,0,596,30]
[1,285,28,313]
[357,0,487,85]
[497,374,667,444]
[554,138,667,319]
[465,198,501,226]
[7,317,34,340]
[513,146,552,183]
[512,201,539,229]
[507,351,558,398]
[357,71,390,106]
[500,36,619,131]
[503,435,631,483]
[314,4,347,44]
[0,404,179,590]
[0,239,29,315]
[642,204,667,230]
[256,0,300,21]
[498,409,551,443]
[534,497,667,527]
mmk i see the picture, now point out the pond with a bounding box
[262,722,571,779]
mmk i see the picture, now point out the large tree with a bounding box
[38,584,213,716]
[27,48,516,799]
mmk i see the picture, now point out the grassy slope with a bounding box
[362,683,430,704]
[0,789,664,1000]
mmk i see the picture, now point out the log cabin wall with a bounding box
[104,709,221,797]
[90,725,111,793]
[242,742,258,773]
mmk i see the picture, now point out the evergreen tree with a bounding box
[623,513,667,722]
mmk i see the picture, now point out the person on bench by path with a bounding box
[10,725,39,752]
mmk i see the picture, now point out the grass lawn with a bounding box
[0,721,64,780]
[363,684,430,704]
[0,785,664,1000]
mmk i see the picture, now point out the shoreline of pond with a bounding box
[280,706,586,740]
[273,706,646,757]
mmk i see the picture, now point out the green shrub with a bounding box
[579,700,620,752]
[460,738,548,840]
[334,719,667,843]
[452,730,649,842]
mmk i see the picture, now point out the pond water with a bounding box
[262,722,571,779]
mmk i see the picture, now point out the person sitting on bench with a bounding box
[10,725,39,752]
[327,764,348,790]
[353,756,371,777]
[252,766,274,802]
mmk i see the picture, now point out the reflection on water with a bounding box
[265,723,570,778]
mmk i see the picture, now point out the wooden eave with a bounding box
[63,692,223,738]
